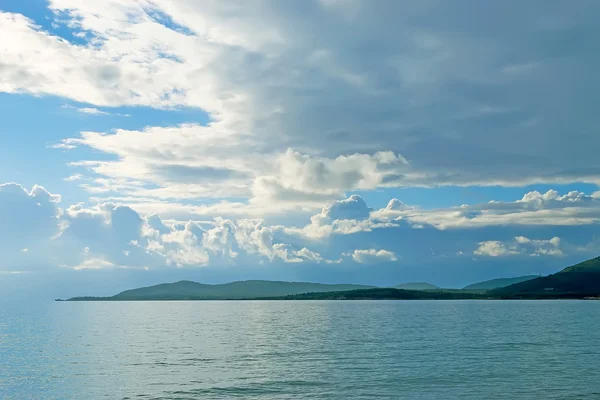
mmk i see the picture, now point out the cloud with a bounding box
[280,188,600,248]
[252,149,408,204]
[2,182,600,293]
[351,249,397,264]
[384,199,412,212]
[514,236,564,256]
[0,182,61,243]
[77,107,109,115]
[0,183,62,271]
[295,247,324,263]
[2,1,600,295]
[73,257,119,270]
[292,194,375,239]
[50,201,331,269]
[382,190,600,230]
[62,105,110,116]
[61,104,129,116]
[475,236,564,257]
[56,202,155,269]
[63,174,83,182]
[57,124,408,209]
[474,241,520,257]
[157,221,210,267]
[321,194,371,221]
[141,216,331,267]
[1,1,599,212]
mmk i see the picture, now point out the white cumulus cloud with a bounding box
[351,249,397,264]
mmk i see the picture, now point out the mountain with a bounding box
[492,257,600,298]
[463,275,538,290]
[262,288,482,300]
[65,280,375,301]
[394,282,440,290]
[61,257,600,301]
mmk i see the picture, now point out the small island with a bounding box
[59,257,600,301]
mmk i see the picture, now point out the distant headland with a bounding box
[58,256,600,301]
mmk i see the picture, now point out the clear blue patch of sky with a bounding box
[143,7,196,36]
[0,93,209,205]
[356,183,600,211]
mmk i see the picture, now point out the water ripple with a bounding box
[1,300,600,399]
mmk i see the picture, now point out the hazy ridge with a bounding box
[462,276,538,290]
[62,257,600,301]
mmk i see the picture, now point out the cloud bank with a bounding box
[1,183,599,287]
[1,1,600,214]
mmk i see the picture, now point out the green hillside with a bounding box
[262,288,482,300]
[492,257,600,298]
[61,256,600,301]
[394,282,440,290]
[66,280,375,301]
[463,275,538,290]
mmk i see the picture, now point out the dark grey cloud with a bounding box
[153,164,250,182]
[6,0,600,192]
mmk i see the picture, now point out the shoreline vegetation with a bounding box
[58,256,600,302]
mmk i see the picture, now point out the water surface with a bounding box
[1,300,599,399]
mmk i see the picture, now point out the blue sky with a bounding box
[1,0,600,299]
[0,93,209,203]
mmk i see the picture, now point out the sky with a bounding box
[1,0,600,299]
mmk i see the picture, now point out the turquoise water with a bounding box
[1,300,599,399]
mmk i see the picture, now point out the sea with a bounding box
[1,300,599,399]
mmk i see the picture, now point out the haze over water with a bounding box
[2,300,599,399]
